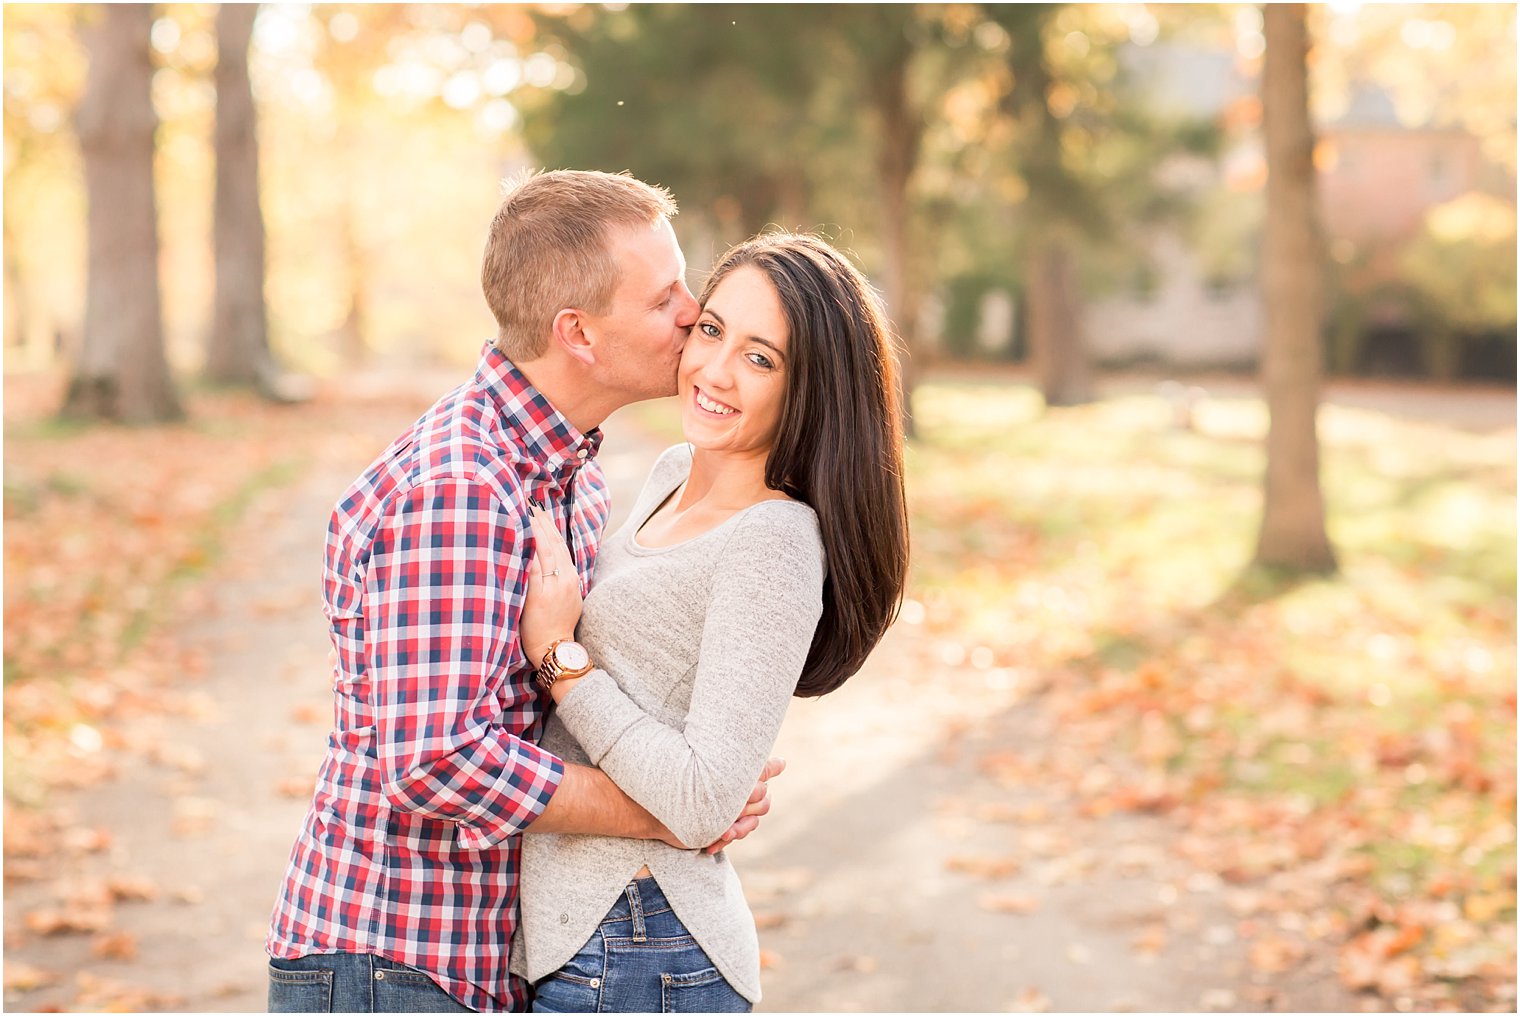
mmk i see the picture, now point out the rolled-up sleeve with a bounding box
[364,475,562,849]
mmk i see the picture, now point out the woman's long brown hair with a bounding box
[700,233,909,697]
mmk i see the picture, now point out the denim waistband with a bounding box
[600,876,673,928]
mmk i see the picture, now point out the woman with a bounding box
[512,233,909,1012]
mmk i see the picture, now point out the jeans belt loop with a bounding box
[626,881,647,942]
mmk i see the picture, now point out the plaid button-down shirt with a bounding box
[267,345,611,1012]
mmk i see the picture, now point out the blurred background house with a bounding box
[962,40,1516,379]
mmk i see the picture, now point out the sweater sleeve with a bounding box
[552,504,825,847]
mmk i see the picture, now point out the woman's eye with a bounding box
[698,322,721,339]
[747,352,774,369]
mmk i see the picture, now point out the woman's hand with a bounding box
[520,502,584,672]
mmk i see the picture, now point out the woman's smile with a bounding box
[693,386,738,417]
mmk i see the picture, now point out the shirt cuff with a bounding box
[453,737,566,851]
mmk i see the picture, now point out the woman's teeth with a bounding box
[696,389,736,415]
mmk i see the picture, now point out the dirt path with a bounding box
[3,388,1388,1013]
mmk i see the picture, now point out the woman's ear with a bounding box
[550,308,597,367]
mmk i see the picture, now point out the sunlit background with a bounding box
[3,4,1516,1014]
[4,3,1514,379]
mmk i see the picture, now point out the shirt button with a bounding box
[576,447,589,459]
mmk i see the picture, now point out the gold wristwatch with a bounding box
[537,638,593,691]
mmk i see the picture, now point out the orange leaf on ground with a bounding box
[60,826,112,854]
[3,805,54,857]
[946,855,1021,879]
[979,893,1040,915]
[24,905,110,936]
[1464,894,1509,923]
[1132,925,1168,956]
[1011,987,1052,1012]
[758,949,783,970]
[289,702,326,725]
[275,776,315,798]
[831,954,879,973]
[3,963,59,991]
[1248,935,1307,973]
[91,931,139,960]
[106,874,158,903]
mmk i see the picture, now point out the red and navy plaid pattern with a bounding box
[268,344,611,1012]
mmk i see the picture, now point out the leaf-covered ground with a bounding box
[3,369,1514,1012]
[895,380,1516,1011]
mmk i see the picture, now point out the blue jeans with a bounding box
[267,952,474,1013]
[531,877,750,1013]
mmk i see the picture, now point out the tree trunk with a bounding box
[333,196,370,368]
[205,2,274,389]
[1254,3,1336,573]
[1002,5,1095,408]
[1025,233,1094,407]
[63,3,182,423]
[871,22,923,438]
[4,219,27,351]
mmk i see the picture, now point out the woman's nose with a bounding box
[697,352,736,389]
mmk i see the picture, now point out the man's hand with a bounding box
[702,756,785,855]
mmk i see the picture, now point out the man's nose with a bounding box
[674,285,699,328]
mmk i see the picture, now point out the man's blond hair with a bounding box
[481,170,678,360]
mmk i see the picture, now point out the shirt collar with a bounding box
[474,342,602,482]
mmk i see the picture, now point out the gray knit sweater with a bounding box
[511,444,825,1004]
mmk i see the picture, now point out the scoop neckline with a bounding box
[625,461,808,556]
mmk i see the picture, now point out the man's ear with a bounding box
[549,308,597,367]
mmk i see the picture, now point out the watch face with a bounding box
[554,641,590,670]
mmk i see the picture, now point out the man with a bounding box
[266,171,779,1013]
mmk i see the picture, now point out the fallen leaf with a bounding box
[758,949,783,970]
[3,805,54,857]
[171,886,205,905]
[3,963,59,991]
[60,826,112,854]
[275,776,315,798]
[106,874,159,903]
[946,855,1021,879]
[6,859,48,881]
[1132,925,1168,956]
[1011,987,1052,1012]
[91,931,139,960]
[1463,893,1509,923]
[1249,935,1307,973]
[832,954,878,973]
[290,702,325,725]
[25,905,110,936]
[979,893,1040,915]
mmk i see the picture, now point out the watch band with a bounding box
[536,638,592,691]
